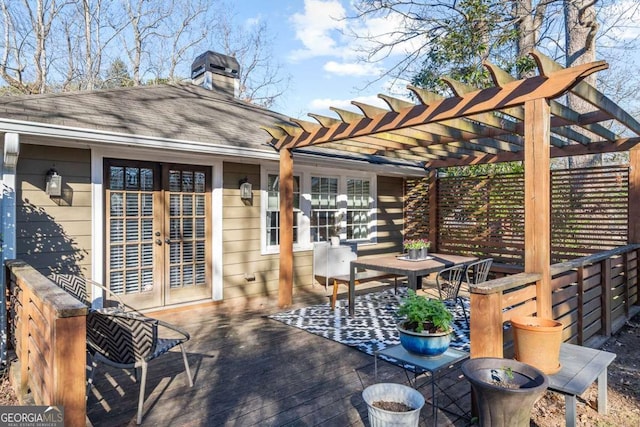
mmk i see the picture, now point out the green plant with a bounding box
[489,366,519,389]
[403,238,431,251]
[397,290,453,333]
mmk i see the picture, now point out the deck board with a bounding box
[86,292,471,426]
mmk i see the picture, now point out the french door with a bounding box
[105,160,212,309]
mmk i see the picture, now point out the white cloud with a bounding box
[289,0,346,61]
[323,61,383,77]
[286,0,428,77]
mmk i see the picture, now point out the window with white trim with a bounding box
[266,174,300,246]
[346,178,371,240]
[310,176,339,242]
[262,167,376,253]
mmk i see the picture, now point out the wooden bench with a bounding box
[547,343,616,427]
[331,271,403,310]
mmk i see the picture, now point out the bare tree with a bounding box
[0,0,288,107]
[157,0,210,82]
[349,1,639,89]
[209,5,289,108]
[0,0,70,94]
[117,0,175,85]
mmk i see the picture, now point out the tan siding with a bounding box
[358,175,405,257]
[222,162,312,301]
[16,143,92,278]
[223,162,265,300]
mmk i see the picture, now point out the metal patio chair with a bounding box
[436,264,469,326]
[464,258,494,286]
[48,273,134,313]
[86,310,193,424]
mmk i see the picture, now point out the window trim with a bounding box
[261,166,377,254]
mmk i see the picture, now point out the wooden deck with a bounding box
[86,284,472,426]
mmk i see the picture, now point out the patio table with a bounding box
[348,253,478,316]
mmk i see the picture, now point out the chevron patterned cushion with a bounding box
[87,311,157,365]
[49,273,90,306]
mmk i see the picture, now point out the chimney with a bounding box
[191,51,240,97]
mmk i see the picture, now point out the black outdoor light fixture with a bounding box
[239,177,252,200]
[45,168,62,197]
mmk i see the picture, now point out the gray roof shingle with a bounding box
[0,83,287,151]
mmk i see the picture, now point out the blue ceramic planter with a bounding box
[397,322,451,357]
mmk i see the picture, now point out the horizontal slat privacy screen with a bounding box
[404,165,629,265]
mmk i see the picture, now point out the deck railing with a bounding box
[5,260,87,427]
[470,244,640,358]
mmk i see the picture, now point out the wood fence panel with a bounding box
[470,245,640,359]
[428,166,629,265]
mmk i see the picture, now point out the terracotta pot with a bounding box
[511,315,563,374]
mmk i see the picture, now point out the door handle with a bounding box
[165,238,171,244]
[156,239,162,246]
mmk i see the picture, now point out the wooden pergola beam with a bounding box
[524,98,552,319]
[532,49,640,135]
[424,136,640,169]
[270,58,638,326]
[273,61,606,151]
[484,60,618,142]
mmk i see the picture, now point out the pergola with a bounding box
[263,50,640,318]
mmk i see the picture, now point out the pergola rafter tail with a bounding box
[267,51,640,310]
[268,60,607,154]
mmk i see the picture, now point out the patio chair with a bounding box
[465,258,494,286]
[436,264,469,326]
[48,273,134,313]
[86,310,193,424]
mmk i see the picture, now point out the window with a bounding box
[347,178,371,240]
[266,174,300,246]
[262,167,376,253]
[310,176,338,242]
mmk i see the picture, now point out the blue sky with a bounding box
[235,0,411,119]
[235,0,640,120]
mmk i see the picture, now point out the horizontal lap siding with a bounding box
[403,177,429,241]
[222,162,312,301]
[358,175,405,257]
[16,143,92,277]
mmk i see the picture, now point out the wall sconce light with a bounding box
[45,168,62,197]
[239,178,252,200]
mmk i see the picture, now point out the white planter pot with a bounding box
[362,383,425,427]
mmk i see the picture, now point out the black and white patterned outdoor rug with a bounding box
[268,287,470,357]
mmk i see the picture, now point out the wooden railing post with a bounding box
[18,280,29,397]
[54,315,86,426]
[602,258,612,336]
[577,266,585,345]
[5,261,87,426]
[470,292,503,358]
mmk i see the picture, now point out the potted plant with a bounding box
[396,290,453,357]
[461,357,549,427]
[510,315,563,374]
[362,382,425,427]
[403,238,431,259]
